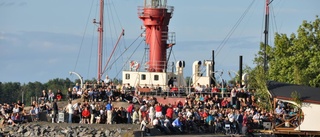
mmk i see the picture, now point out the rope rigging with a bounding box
[102,29,125,75]
[115,35,145,78]
[215,0,256,58]
[72,0,96,80]
[73,0,129,80]
[105,31,145,77]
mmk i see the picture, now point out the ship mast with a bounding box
[264,0,271,73]
[93,0,104,81]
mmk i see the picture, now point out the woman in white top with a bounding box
[67,101,74,123]
[48,90,55,102]
[148,104,155,126]
[132,108,140,124]
[12,104,20,114]
[140,117,148,132]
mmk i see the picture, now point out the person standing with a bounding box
[81,106,90,124]
[67,101,74,123]
[52,99,59,123]
[90,102,96,124]
[106,101,113,124]
[242,112,248,135]
[148,104,155,126]
[155,103,162,118]
[166,104,173,120]
[127,102,134,124]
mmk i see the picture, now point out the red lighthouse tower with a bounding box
[138,0,175,72]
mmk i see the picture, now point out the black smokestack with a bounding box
[211,50,215,86]
[239,55,243,87]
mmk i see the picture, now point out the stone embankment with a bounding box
[0,122,141,137]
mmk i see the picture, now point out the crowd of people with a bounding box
[0,76,301,136]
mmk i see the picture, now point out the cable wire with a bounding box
[215,0,256,57]
[73,0,95,79]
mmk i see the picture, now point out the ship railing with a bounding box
[137,86,187,97]
[187,87,231,98]
[144,61,173,72]
[137,5,174,17]
[167,32,176,45]
[124,60,168,72]
[161,87,187,97]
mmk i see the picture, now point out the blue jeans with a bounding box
[127,112,132,124]
[68,113,73,123]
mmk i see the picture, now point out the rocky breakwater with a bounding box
[0,122,141,137]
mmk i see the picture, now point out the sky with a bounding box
[0,0,319,84]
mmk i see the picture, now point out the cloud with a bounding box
[5,2,14,7]
[18,2,27,6]
[0,1,27,7]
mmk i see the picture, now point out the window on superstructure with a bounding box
[154,75,159,81]
[141,74,146,80]
[125,74,130,80]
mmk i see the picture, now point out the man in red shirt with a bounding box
[166,104,173,120]
[127,102,134,124]
[221,97,229,108]
[82,107,90,124]
[155,103,162,118]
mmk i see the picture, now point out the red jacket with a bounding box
[127,104,134,113]
[166,107,173,119]
[171,87,178,92]
[221,99,229,107]
[155,105,162,112]
[82,109,90,117]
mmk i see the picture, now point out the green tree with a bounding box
[268,16,320,87]
[44,78,74,97]
[0,82,21,104]
[247,66,273,111]
[23,81,44,105]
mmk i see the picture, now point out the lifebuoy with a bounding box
[130,61,140,71]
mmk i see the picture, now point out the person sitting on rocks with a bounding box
[16,100,24,112]
[140,117,150,136]
[39,90,48,103]
[7,114,17,126]
[56,89,63,101]
[0,112,5,127]
[82,89,89,102]
[45,100,52,114]
[48,89,55,102]
[132,107,140,124]
[39,100,47,112]
[29,105,39,122]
